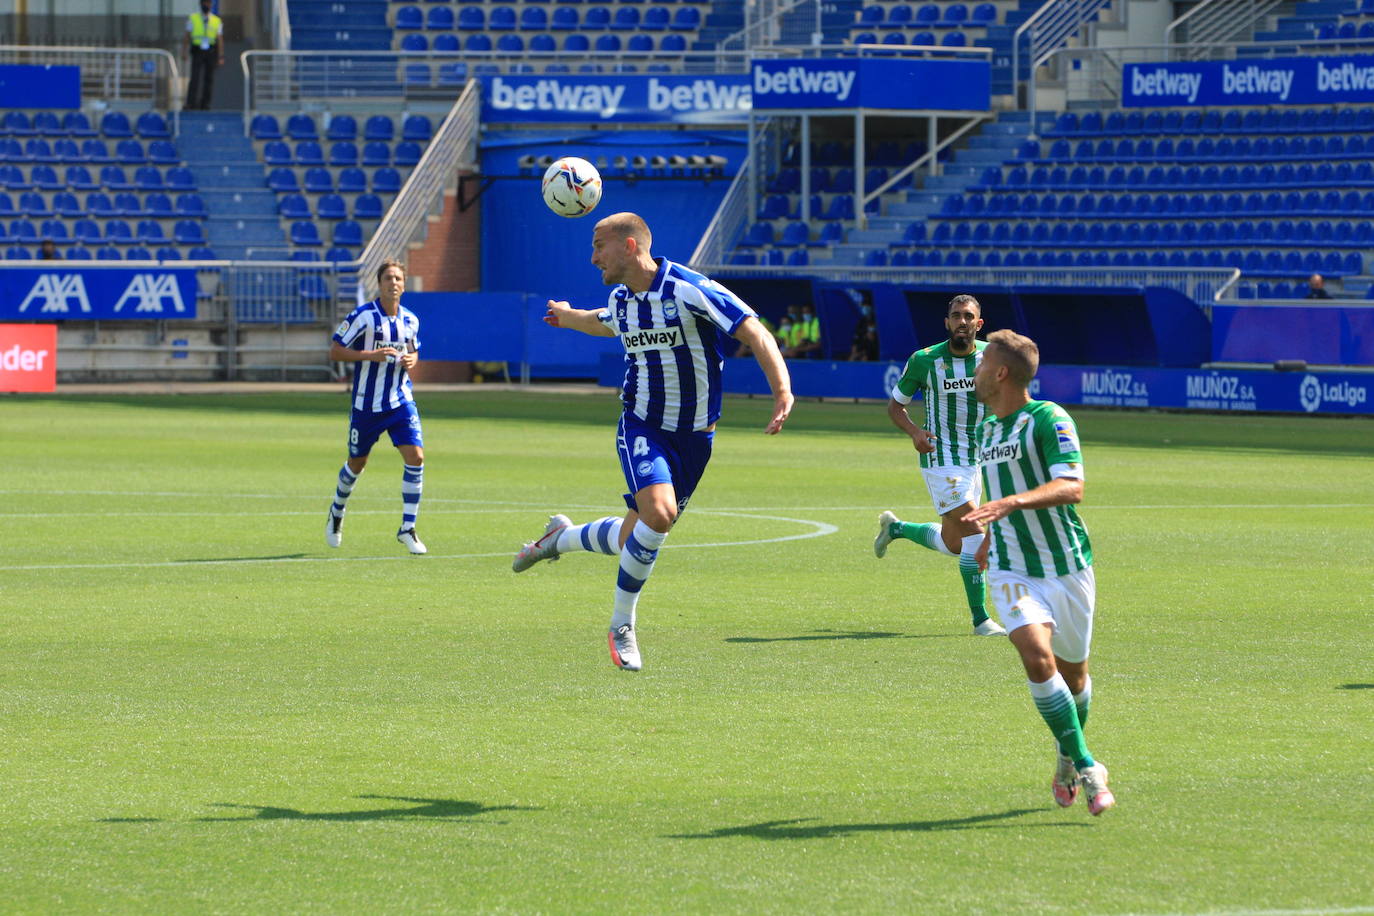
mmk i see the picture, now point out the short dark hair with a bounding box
[376,258,405,286]
[986,329,1039,385]
[948,294,980,316]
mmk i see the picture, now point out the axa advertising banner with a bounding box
[751,58,991,111]
[697,357,1372,416]
[1123,55,1374,107]
[481,74,752,123]
[0,323,57,392]
[0,267,198,320]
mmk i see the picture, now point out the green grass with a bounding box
[3,390,1372,914]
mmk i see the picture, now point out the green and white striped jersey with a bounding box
[978,399,1094,578]
[891,339,987,468]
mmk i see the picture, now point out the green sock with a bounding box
[1029,674,1095,771]
[959,559,989,626]
[893,521,945,553]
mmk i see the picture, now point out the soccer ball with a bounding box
[541,156,603,218]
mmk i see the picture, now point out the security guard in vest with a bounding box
[185,0,224,110]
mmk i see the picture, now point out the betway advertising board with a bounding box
[1123,55,1374,107]
[691,358,1373,416]
[0,267,198,320]
[481,74,751,123]
[751,58,991,111]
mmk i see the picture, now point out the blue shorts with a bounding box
[349,402,423,457]
[616,412,714,515]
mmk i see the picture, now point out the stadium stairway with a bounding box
[290,0,392,51]
[692,3,746,52]
[815,109,1053,265]
[1250,0,1349,49]
[178,111,287,260]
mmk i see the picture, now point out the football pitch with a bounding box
[3,389,1372,914]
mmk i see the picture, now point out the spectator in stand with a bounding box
[783,304,822,359]
[1306,273,1333,300]
[39,240,58,260]
[848,294,879,361]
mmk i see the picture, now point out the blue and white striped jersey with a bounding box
[333,299,421,412]
[597,258,756,433]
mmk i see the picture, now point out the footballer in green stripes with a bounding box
[962,329,1115,816]
[875,295,1004,635]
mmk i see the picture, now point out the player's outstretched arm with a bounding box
[962,477,1084,526]
[734,316,793,434]
[545,299,616,337]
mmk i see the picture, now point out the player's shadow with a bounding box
[1338,683,1374,690]
[176,553,307,564]
[194,795,536,823]
[725,629,956,644]
[668,808,1078,840]
[98,795,536,825]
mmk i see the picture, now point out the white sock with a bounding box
[556,516,623,556]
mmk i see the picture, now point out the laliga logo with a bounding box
[1299,374,1368,413]
[882,363,903,398]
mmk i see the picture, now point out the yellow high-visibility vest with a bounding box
[189,13,223,47]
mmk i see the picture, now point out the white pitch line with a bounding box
[1118,908,1374,916]
[3,511,838,572]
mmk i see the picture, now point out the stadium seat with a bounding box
[3,111,33,136]
[740,222,773,247]
[400,32,428,52]
[329,142,359,167]
[402,115,433,142]
[116,139,146,164]
[457,5,484,30]
[93,245,120,260]
[53,191,83,217]
[101,111,133,138]
[365,116,394,142]
[395,5,423,29]
[166,167,195,191]
[100,166,132,191]
[489,5,516,29]
[148,141,178,165]
[114,192,142,216]
[373,168,402,193]
[279,193,311,219]
[188,245,217,259]
[267,168,298,193]
[333,220,363,247]
[136,219,167,244]
[133,166,162,191]
[403,63,432,85]
[333,168,365,195]
[520,6,548,29]
[251,114,282,140]
[104,219,132,244]
[660,33,686,51]
[438,62,468,84]
[263,141,292,166]
[136,112,170,138]
[141,192,172,218]
[612,6,641,28]
[318,194,347,220]
[66,246,93,260]
[552,7,579,29]
[496,34,525,52]
[304,168,333,193]
[595,34,622,52]
[296,141,325,166]
[395,142,423,166]
[64,112,96,136]
[176,193,207,218]
[172,222,203,246]
[354,193,384,220]
[39,218,67,242]
[326,246,354,263]
[971,2,996,24]
[325,116,357,144]
[156,246,180,261]
[290,221,322,247]
[628,34,654,52]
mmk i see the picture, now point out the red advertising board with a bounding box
[0,323,57,392]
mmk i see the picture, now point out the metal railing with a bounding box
[718,0,822,56]
[356,79,481,303]
[690,161,753,268]
[694,264,1241,305]
[0,45,181,125]
[1013,0,1115,108]
[1164,0,1285,57]
[270,0,293,52]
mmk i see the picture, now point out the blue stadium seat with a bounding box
[136,219,166,244]
[660,33,686,51]
[144,192,173,218]
[24,138,55,162]
[318,193,347,220]
[114,192,142,216]
[290,221,322,246]
[296,141,325,166]
[338,168,368,193]
[101,166,132,190]
[365,116,394,141]
[740,222,774,247]
[457,5,484,29]
[53,191,83,217]
[53,138,81,160]
[104,219,132,244]
[86,192,114,218]
[611,6,640,29]
[135,166,163,190]
[115,139,145,164]
[66,246,92,260]
[304,167,333,193]
[400,32,428,52]
[263,141,292,165]
[583,6,611,28]
[101,111,133,138]
[643,6,669,30]
[176,193,206,218]
[328,115,358,142]
[403,63,432,85]
[329,142,359,167]
[941,3,968,25]
[279,193,311,219]
[173,216,204,241]
[971,3,996,24]
[670,6,700,29]
[148,140,177,165]
[628,34,654,52]
[3,111,33,136]
[489,5,517,29]
[552,6,579,28]
[497,34,525,52]
[267,167,298,192]
[128,245,152,259]
[326,246,354,263]
[425,6,453,28]
[251,114,281,140]
[136,112,170,138]
[362,142,391,167]
[403,118,430,146]
[167,166,195,191]
[941,28,967,44]
[92,245,120,260]
[31,165,61,190]
[156,246,180,261]
[530,34,557,52]
[439,62,468,83]
[188,245,216,259]
[354,194,384,219]
[333,220,363,247]
[858,4,883,26]
[39,219,67,242]
[596,34,622,52]
[395,141,422,166]
[64,112,96,137]
[563,33,589,50]
[395,5,423,29]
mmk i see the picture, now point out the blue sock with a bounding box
[611,521,667,630]
[401,463,422,530]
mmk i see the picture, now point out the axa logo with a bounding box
[114,274,186,314]
[18,274,92,314]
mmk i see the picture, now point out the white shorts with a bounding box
[921,465,981,517]
[987,566,1096,663]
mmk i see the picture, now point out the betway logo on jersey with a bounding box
[940,376,976,394]
[17,273,187,315]
[979,441,1022,465]
[623,326,684,354]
